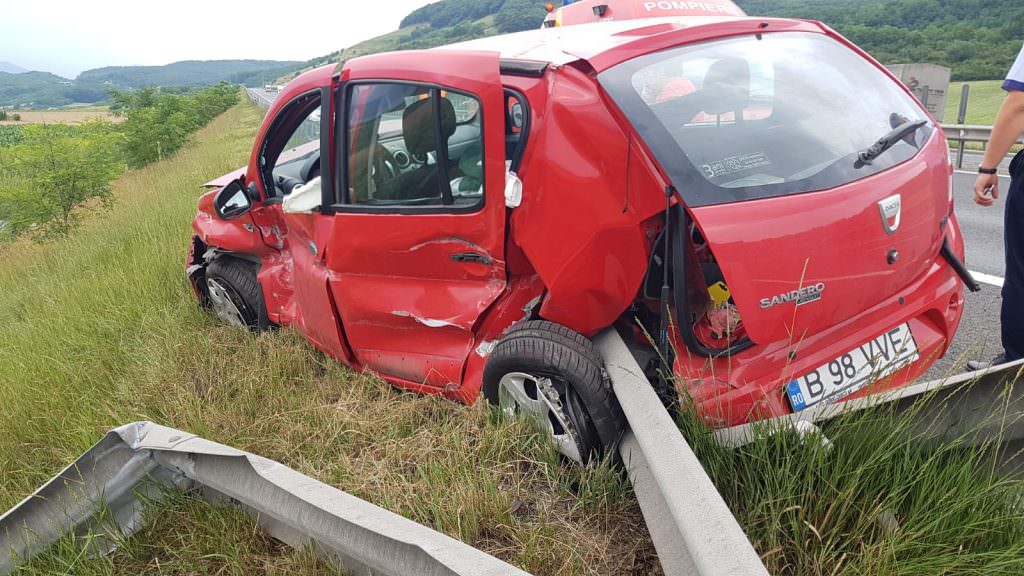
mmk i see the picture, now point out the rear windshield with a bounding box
[599,32,933,207]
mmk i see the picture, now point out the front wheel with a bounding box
[482,321,625,465]
[204,256,267,331]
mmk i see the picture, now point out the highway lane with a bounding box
[246,87,278,108]
[925,169,1013,378]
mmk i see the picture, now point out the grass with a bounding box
[15,492,340,576]
[944,80,1008,125]
[0,101,655,575]
[0,108,119,126]
[942,80,1022,155]
[677,383,1024,575]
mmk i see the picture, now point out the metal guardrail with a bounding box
[0,421,530,576]
[941,124,1024,169]
[246,87,275,109]
[716,360,1024,476]
[596,330,771,576]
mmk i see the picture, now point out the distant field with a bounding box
[944,80,1006,125]
[0,107,119,125]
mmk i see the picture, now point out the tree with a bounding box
[495,0,546,33]
[0,121,121,239]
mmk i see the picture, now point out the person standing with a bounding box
[968,41,1024,369]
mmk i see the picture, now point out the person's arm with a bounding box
[974,92,1024,206]
[975,43,1024,206]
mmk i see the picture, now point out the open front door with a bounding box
[324,50,507,393]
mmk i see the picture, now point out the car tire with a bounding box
[483,320,625,464]
[205,256,267,331]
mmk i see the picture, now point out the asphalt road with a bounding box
[924,153,1016,378]
[246,87,279,108]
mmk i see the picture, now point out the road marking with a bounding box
[970,270,1005,288]
[954,170,1012,177]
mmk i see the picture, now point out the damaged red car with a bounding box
[188,0,972,463]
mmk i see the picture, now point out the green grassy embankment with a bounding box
[945,80,1007,125]
[943,80,1022,154]
[678,388,1024,575]
[0,101,655,576]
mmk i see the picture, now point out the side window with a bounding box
[343,83,483,209]
[260,92,322,198]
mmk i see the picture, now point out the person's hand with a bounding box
[974,172,1000,206]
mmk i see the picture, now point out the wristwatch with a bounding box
[978,166,998,175]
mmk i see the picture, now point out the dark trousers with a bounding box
[1003,150,1024,360]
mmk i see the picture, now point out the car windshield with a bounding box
[599,32,933,207]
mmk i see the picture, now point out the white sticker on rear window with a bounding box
[701,152,771,179]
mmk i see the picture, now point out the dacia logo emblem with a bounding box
[878,194,901,235]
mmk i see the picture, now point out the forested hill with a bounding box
[77,59,302,89]
[737,0,1021,81]
[398,0,1020,81]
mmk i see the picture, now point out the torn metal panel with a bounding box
[0,422,531,576]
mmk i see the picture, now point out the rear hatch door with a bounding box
[688,141,948,344]
[597,29,949,344]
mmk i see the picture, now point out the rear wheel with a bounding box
[483,321,625,464]
[205,257,266,331]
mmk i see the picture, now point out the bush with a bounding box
[10,113,18,122]
[0,121,122,239]
[111,83,239,168]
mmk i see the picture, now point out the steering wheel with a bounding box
[371,144,401,198]
[300,150,321,182]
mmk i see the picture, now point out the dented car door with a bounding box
[323,51,507,391]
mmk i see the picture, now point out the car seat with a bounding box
[697,57,750,125]
[400,96,457,200]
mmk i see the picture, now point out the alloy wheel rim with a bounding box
[497,371,583,464]
[206,278,247,328]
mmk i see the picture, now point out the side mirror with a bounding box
[214,180,252,220]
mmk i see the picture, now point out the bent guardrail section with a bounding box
[716,360,1024,474]
[0,421,530,576]
[596,330,771,576]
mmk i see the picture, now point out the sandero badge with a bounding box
[759,283,826,310]
[187,0,970,464]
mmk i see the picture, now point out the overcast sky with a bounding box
[2,0,437,78]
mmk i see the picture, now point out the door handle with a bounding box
[450,252,493,265]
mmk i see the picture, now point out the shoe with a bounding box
[965,354,1008,372]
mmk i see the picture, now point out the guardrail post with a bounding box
[956,84,970,169]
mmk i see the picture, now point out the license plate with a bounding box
[786,323,919,411]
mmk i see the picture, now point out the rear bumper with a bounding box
[674,243,966,427]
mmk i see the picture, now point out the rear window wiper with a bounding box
[854,116,928,169]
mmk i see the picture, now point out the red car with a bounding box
[189,0,971,463]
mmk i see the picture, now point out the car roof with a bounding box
[438,16,825,73]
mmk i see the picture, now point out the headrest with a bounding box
[403,96,457,156]
[699,58,750,117]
